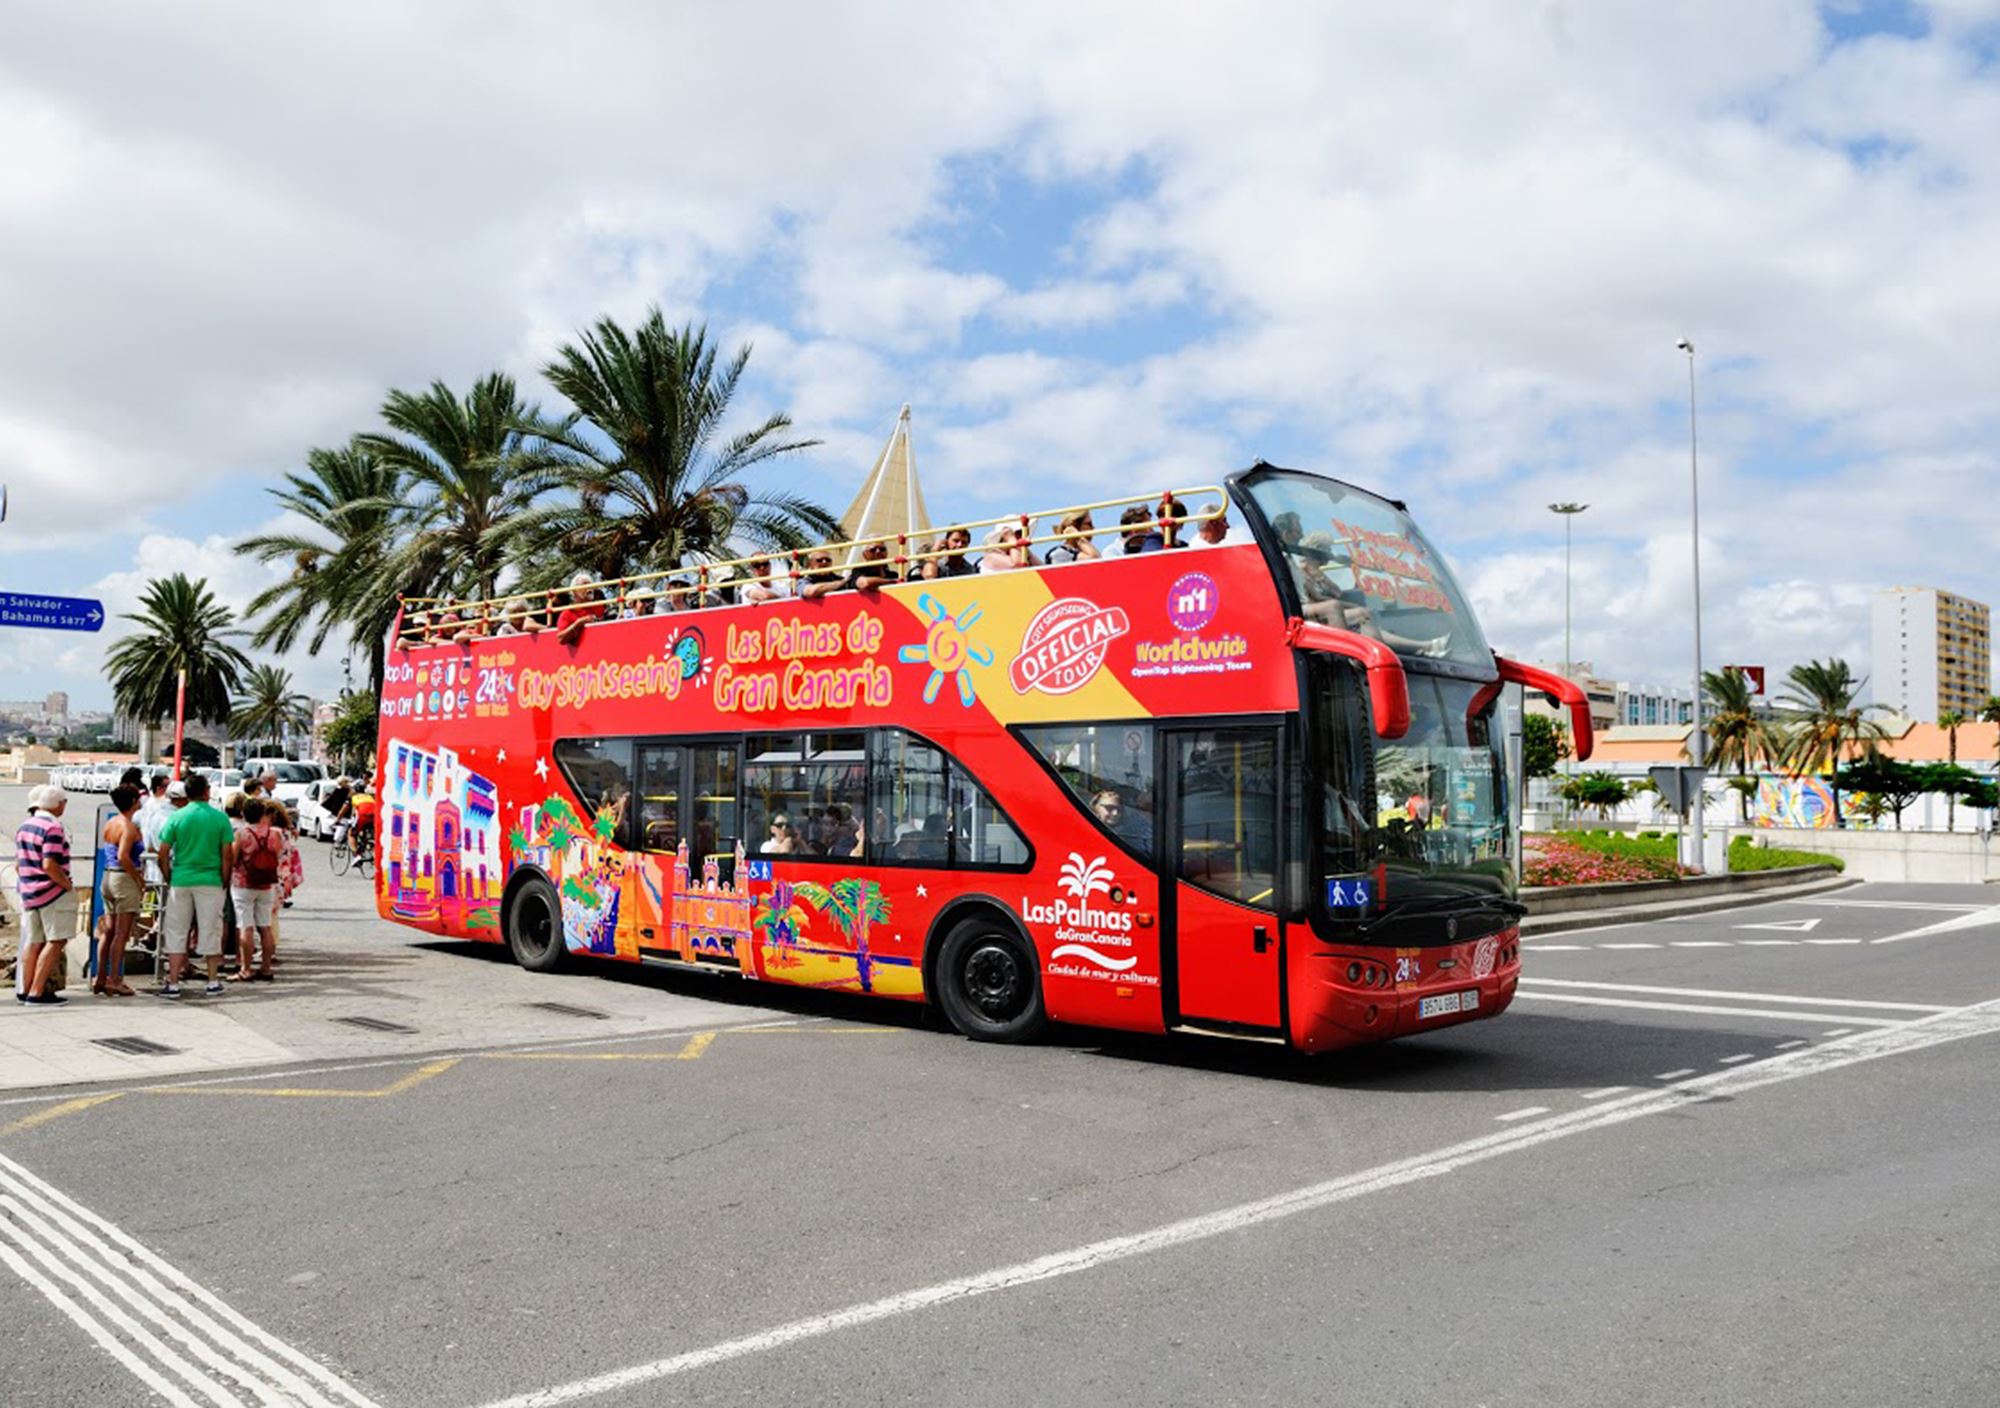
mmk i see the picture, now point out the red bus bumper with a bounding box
[1287,927,1522,1054]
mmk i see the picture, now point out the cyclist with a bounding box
[333,785,377,857]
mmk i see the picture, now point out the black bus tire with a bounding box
[935,917,1047,1043]
[505,876,566,973]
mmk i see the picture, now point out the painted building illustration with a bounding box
[384,738,502,929]
[657,839,754,965]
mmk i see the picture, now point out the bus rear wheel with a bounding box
[506,877,566,973]
[936,918,1046,1043]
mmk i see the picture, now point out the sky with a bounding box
[2,0,1997,715]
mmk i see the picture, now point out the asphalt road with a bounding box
[2,878,1997,1407]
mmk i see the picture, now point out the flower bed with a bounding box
[1523,834,1690,886]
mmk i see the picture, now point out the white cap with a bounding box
[36,784,68,809]
[166,780,187,800]
[25,784,47,810]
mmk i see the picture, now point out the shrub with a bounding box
[1524,835,1689,886]
[1728,836,1844,873]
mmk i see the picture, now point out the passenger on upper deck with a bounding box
[1276,518,1449,656]
[845,541,899,593]
[1044,511,1100,565]
[797,548,845,601]
[1190,505,1238,549]
[1118,506,1165,555]
[740,557,785,604]
[979,525,1034,574]
[554,572,606,647]
[936,527,977,578]
[907,540,941,582]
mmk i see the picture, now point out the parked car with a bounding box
[295,778,346,841]
[240,758,327,812]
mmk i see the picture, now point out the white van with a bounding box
[240,758,328,811]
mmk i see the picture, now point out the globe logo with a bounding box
[1167,572,1218,633]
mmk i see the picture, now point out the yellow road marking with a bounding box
[483,1031,716,1062]
[0,1093,124,1138]
[145,1057,462,1099]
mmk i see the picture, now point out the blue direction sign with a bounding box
[0,592,106,633]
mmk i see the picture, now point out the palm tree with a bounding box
[236,440,404,692]
[1981,696,2000,794]
[1701,667,1784,823]
[1938,710,1965,831]
[354,373,558,613]
[106,574,254,731]
[230,664,311,751]
[1773,658,1893,827]
[518,310,838,583]
[794,877,891,992]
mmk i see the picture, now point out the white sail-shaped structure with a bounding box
[837,405,931,563]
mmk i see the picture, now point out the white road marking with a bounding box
[1718,1053,1757,1064]
[1799,898,1982,913]
[1738,939,1800,946]
[1776,1039,1809,1049]
[0,1152,379,1408]
[1736,918,1822,934]
[1654,1069,1696,1080]
[470,999,2000,1408]
[1598,942,1661,949]
[1495,1106,1550,1122]
[1512,992,1903,1026]
[1530,944,1591,951]
[1581,1086,1631,1100]
[1822,1028,1856,1037]
[1870,906,2000,945]
[1519,979,1949,1013]
[1671,941,1733,948]
[1804,939,1863,946]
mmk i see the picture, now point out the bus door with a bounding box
[1160,724,1283,1033]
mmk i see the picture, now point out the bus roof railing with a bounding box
[396,484,1229,647]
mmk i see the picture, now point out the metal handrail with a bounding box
[396,484,1230,646]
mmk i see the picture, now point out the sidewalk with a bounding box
[0,855,775,1094]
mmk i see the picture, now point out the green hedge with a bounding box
[1566,830,1679,864]
[1728,836,1844,873]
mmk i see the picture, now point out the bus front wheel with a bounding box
[505,877,566,973]
[936,918,1046,1043]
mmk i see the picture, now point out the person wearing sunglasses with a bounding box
[760,814,802,855]
[797,548,845,600]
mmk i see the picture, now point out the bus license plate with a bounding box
[1418,990,1479,1020]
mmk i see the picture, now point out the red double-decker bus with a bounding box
[372,464,1591,1052]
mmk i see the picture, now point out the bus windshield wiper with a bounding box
[1354,894,1526,934]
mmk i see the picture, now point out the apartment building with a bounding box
[1871,587,1991,722]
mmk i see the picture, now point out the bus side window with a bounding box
[868,730,950,865]
[745,734,807,855]
[948,761,1029,867]
[552,738,635,845]
[803,731,867,859]
[1018,723,1157,864]
[689,743,740,867]
[635,742,683,853]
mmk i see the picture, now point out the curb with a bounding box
[1520,871,1856,936]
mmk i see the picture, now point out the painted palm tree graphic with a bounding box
[1060,853,1113,899]
[753,880,812,967]
[794,878,892,992]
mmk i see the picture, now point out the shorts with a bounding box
[20,901,73,946]
[231,887,277,929]
[162,887,227,958]
[102,872,144,918]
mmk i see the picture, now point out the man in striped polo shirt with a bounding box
[15,785,76,1005]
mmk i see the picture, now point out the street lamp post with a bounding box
[1677,338,1707,869]
[1549,502,1588,820]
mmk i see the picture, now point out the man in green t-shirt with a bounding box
[156,772,238,999]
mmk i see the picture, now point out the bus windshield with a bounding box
[1240,469,1491,670]
[1370,673,1513,898]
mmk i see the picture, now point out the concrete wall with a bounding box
[1749,827,2000,884]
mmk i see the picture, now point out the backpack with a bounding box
[242,828,281,890]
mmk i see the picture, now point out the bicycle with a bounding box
[329,822,375,878]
